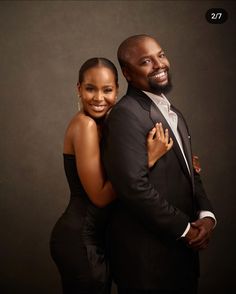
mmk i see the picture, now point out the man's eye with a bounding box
[141,59,151,65]
[160,53,165,58]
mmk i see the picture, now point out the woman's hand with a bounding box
[147,123,173,168]
[193,155,201,173]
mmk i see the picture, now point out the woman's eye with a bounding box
[104,88,113,94]
[85,87,94,92]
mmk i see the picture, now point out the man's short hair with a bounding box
[117,34,154,68]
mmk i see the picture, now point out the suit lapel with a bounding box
[176,112,193,172]
[171,105,195,186]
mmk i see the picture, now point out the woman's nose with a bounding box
[93,91,104,101]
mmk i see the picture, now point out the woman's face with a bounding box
[78,66,118,119]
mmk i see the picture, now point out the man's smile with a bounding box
[149,69,168,83]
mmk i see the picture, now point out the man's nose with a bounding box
[153,58,163,69]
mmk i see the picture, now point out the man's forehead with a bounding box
[125,38,162,60]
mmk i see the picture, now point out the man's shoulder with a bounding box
[113,88,151,111]
[106,95,150,129]
[111,94,143,117]
[115,93,136,107]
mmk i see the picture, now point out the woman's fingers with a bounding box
[164,128,173,150]
[164,128,169,143]
[167,137,173,150]
[157,123,164,140]
[147,127,156,141]
[193,155,201,173]
[155,124,173,148]
[155,123,161,140]
[147,123,173,165]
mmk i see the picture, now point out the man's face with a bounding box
[123,38,171,94]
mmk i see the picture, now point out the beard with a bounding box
[148,71,173,95]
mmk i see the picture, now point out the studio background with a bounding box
[0,1,235,293]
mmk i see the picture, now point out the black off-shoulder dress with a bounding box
[50,154,111,294]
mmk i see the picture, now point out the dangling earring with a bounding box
[77,96,81,111]
[77,95,83,111]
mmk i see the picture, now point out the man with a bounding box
[102,35,216,294]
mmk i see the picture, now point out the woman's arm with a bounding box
[72,115,116,208]
[71,117,172,208]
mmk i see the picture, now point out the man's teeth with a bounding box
[154,71,166,78]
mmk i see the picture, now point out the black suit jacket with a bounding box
[102,85,213,290]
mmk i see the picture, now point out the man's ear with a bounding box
[122,67,131,81]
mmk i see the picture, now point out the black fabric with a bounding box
[117,277,198,294]
[50,154,111,294]
[117,281,198,294]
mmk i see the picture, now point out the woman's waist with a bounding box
[64,197,110,228]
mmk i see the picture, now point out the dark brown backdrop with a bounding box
[0,1,235,293]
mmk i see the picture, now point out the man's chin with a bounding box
[150,81,173,95]
[149,75,173,95]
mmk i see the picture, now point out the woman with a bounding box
[50,58,173,294]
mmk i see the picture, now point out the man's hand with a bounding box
[186,217,215,250]
[185,225,199,246]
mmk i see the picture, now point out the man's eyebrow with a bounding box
[138,55,151,61]
[138,49,164,61]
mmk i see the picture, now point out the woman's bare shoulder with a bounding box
[64,113,98,154]
[68,112,97,134]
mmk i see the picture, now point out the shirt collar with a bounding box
[143,91,171,109]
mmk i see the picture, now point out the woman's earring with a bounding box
[77,95,80,111]
[77,95,83,111]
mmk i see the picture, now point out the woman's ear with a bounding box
[77,82,81,94]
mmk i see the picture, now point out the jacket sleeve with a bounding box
[193,170,214,213]
[103,105,190,239]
